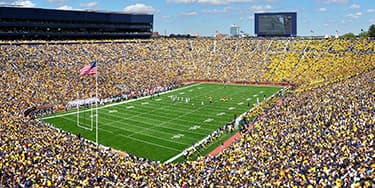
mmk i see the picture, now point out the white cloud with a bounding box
[324,0,348,4]
[318,7,328,12]
[123,4,158,14]
[80,2,97,9]
[2,0,36,7]
[48,0,70,4]
[0,0,36,7]
[370,19,375,24]
[248,15,254,20]
[368,9,375,13]
[57,5,72,10]
[347,12,362,19]
[180,11,198,16]
[202,7,233,14]
[166,0,276,5]
[167,0,195,3]
[250,4,272,12]
[349,4,360,9]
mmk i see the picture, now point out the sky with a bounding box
[0,0,374,36]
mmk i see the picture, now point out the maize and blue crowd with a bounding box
[0,38,374,187]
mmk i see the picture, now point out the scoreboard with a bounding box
[255,12,297,37]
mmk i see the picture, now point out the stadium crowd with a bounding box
[0,38,374,186]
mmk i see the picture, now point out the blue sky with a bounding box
[0,0,374,36]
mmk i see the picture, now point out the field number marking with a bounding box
[171,134,184,139]
[204,118,214,123]
[189,125,201,130]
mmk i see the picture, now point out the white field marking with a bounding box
[126,106,135,109]
[260,91,264,94]
[90,114,97,118]
[126,86,223,137]
[165,86,289,164]
[77,123,92,131]
[105,123,191,145]
[253,94,258,97]
[246,98,251,101]
[127,100,214,137]
[189,125,200,130]
[141,102,149,105]
[40,83,202,120]
[228,107,236,110]
[238,102,244,105]
[171,134,184,139]
[204,118,214,123]
[155,98,162,101]
[104,108,214,132]
[109,110,118,113]
[179,92,185,95]
[217,112,226,116]
[54,114,195,145]
[99,128,114,134]
[101,113,210,136]
[97,88,222,135]
[118,134,180,152]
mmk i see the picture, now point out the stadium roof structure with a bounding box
[0,6,153,40]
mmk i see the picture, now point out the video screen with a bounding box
[257,14,293,35]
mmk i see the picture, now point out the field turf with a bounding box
[41,83,282,162]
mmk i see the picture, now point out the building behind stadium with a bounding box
[0,7,153,40]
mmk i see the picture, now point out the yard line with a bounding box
[52,114,194,146]
[105,124,191,146]
[99,128,114,134]
[105,107,216,131]
[118,134,180,152]
[99,111,210,136]
[127,86,224,137]
[97,86,224,135]
[40,83,201,120]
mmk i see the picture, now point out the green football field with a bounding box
[41,83,282,162]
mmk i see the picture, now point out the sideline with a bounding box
[164,86,288,164]
[40,83,200,120]
[207,98,285,157]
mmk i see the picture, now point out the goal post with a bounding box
[76,91,94,131]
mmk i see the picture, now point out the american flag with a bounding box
[80,61,97,76]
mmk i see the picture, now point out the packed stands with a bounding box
[0,38,374,186]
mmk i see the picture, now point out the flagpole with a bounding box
[95,60,98,146]
[77,91,79,128]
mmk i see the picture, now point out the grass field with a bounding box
[41,83,282,162]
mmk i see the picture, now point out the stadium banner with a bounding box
[67,97,99,107]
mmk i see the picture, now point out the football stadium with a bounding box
[1,2,375,187]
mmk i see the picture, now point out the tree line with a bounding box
[342,24,375,38]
